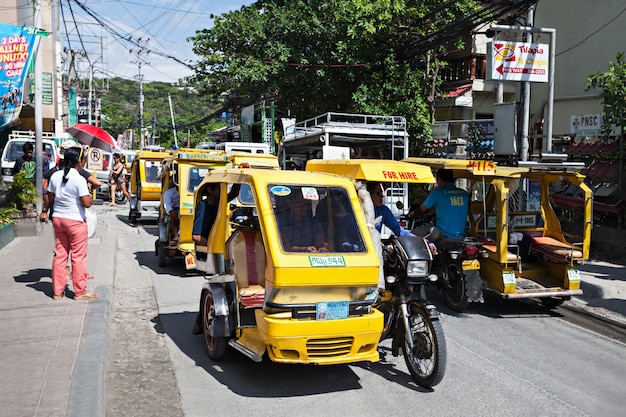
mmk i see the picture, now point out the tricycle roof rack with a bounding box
[280,112,409,162]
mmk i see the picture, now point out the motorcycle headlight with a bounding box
[407,260,429,278]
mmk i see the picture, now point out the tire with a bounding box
[443,261,470,312]
[158,242,167,267]
[403,303,447,388]
[203,290,228,360]
[541,297,565,308]
[115,190,127,205]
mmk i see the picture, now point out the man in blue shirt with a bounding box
[420,168,469,238]
[366,182,413,237]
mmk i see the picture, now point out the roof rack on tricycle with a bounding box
[403,157,591,309]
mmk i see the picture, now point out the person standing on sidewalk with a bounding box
[47,146,99,301]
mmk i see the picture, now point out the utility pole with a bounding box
[131,38,148,149]
[168,93,178,148]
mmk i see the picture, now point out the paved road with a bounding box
[115,208,626,417]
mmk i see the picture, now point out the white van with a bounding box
[1,137,59,184]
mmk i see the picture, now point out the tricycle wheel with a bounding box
[443,262,469,312]
[203,290,227,360]
[541,297,565,308]
[403,303,447,388]
[158,242,167,267]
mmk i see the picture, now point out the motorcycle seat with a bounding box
[435,237,463,250]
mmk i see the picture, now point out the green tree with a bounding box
[586,52,626,139]
[90,77,226,149]
[189,0,482,151]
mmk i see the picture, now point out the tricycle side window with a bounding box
[270,185,366,254]
[188,167,212,193]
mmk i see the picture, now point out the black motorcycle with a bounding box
[429,230,487,312]
[376,234,446,388]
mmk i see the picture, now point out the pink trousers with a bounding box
[52,217,88,297]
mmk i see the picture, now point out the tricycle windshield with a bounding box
[269,184,366,254]
[143,160,162,183]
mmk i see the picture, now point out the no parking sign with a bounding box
[87,148,104,170]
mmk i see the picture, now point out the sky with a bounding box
[60,0,253,83]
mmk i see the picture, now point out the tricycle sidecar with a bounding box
[192,167,383,365]
[128,149,170,224]
[404,157,591,308]
[155,148,230,269]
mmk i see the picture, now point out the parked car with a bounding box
[1,138,58,184]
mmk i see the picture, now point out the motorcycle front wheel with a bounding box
[403,303,447,388]
[443,262,469,312]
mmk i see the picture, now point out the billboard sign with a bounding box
[487,41,549,83]
[0,23,38,130]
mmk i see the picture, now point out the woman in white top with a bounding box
[47,146,98,301]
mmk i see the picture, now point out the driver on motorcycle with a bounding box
[366,182,413,237]
[417,168,469,240]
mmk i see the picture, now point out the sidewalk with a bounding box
[0,209,115,417]
[0,206,625,417]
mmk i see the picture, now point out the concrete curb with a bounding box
[67,219,115,417]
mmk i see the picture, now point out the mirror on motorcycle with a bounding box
[396,200,404,210]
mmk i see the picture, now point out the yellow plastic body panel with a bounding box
[254,308,383,365]
[306,158,435,184]
[200,168,381,288]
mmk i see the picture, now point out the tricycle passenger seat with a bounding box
[228,230,266,308]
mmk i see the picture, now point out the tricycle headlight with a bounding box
[407,260,428,277]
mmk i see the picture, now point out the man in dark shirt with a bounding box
[12,142,37,184]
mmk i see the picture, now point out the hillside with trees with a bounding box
[93,77,226,149]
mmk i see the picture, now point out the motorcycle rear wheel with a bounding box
[403,303,447,388]
[443,262,469,312]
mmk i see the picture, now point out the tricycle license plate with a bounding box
[462,259,480,270]
[316,301,349,321]
[185,253,197,270]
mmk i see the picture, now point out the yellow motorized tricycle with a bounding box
[155,148,231,268]
[191,167,385,367]
[404,157,591,309]
[128,148,170,224]
[189,160,447,387]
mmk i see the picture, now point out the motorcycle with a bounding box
[377,234,446,388]
[429,227,487,312]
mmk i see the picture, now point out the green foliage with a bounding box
[586,52,626,137]
[0,207,19,225]
[93,77,227,149]
[189,0,481,154]
[6,171,38,210]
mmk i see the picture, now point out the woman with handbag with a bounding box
[48,146,98,301]
[108,153,130,207]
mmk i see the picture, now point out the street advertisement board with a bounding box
[486,41,549,83]
[0,23,38,130]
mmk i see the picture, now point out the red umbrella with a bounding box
[66,123,123,153]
